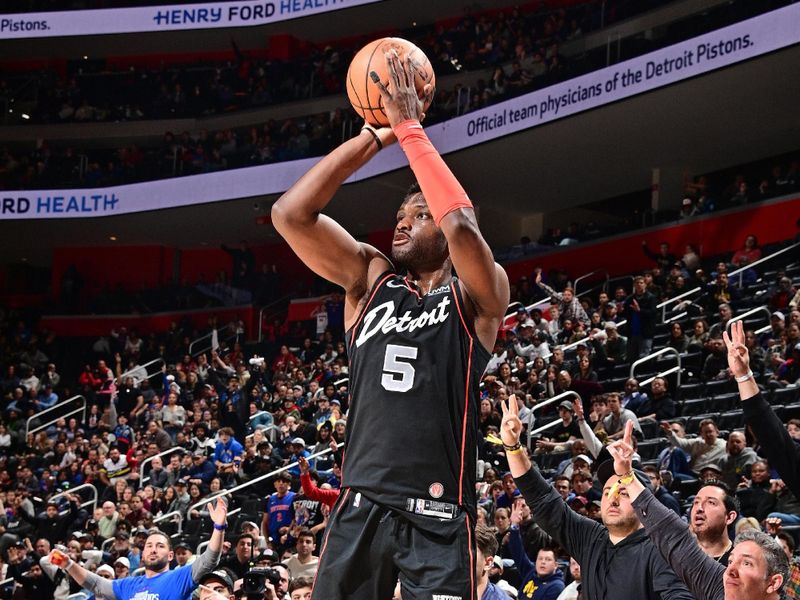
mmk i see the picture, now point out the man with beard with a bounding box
[690,481,738,564]
[50,498,227,600]
[498,395,693,600]
[607,419,788,600]
[475,523,509,600]
[272,51,508,600]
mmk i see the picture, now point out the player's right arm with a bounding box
[271,130,393,312]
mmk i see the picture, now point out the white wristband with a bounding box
[735,370,754,383]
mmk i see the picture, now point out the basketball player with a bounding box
[272,50,509,600]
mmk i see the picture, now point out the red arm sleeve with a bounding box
[395,120,472,226]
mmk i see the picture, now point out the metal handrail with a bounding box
[657,286,702,321]
[187,443,343,517]
[119,358,165,385]
[140,447,187,484]
[630,347,682,390]
[29,405,87,438]
[189,324,237,358]
[664,311,688,324]
[755,324,772,335]
[726,306,772,333]
[25,395,87,437]
[527,391,582,451]
[575,280,608,300]
[101,537,114,552]
[246,424,280,445]
[574,270,608,296]
[257,292,296,342]
[558,320,628,353]
[152,510,184,534]
[607,275,635,292]
[250,410,270,423]
[506,301,525,314]
[639,366,682,388]
[528,419,565,437]
[50,482,98,514]
[729,241,800,288]
[502,298,553,328]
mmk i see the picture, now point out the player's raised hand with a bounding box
[500,394,523,447]
[722,319,750,378]
[370,50,432,128]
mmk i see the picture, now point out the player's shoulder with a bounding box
[361,243,394,288]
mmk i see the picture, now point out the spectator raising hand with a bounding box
[722,320,756,396]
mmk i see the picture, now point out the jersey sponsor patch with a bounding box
[428,482,444,498]
[427,285,450,295]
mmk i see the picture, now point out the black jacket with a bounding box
[514,468,694,600]
[20,501,78,545]
[633,488,724,600]
[743,392,800,499]
[623,291,657,338]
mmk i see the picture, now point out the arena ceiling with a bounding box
[2,43,799,265]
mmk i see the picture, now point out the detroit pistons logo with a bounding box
[429,482,444,499]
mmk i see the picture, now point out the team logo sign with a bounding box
[429,482,444,499]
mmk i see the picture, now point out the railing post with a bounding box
[526,390,582,451]
[119,358,165,386]
[50,482,98,514]
[26,395,86,437]
[140,447,187,484]
[630,347,682,391]
[658,286,702,322]
[726,306,772,334]
[727,242,799,285]
[187,443,343,517]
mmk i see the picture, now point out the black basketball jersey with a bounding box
[342,271,490,519]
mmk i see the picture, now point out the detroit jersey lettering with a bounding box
[343,272,490,519]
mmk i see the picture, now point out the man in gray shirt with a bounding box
[719,431,758,490]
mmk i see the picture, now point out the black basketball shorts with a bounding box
[311,488,476,600]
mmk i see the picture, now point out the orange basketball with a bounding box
[346,37,436,127]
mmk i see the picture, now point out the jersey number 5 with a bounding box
[381,344,418,392]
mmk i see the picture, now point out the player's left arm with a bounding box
[440,209,510,333]
[374,50,509,348]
